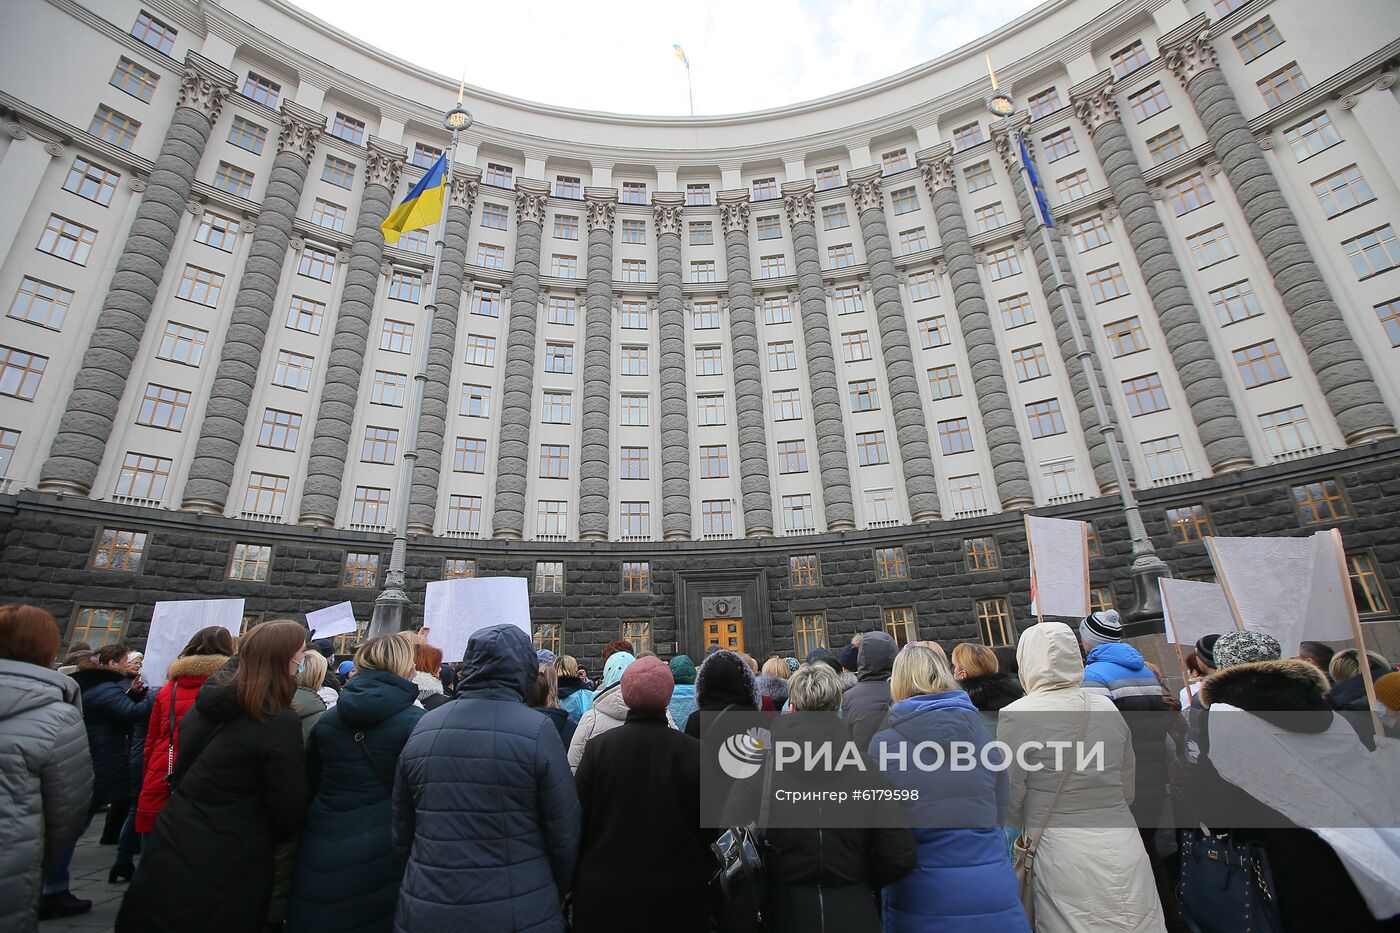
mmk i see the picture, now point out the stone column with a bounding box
[719,190,775,537]
[180,102,326,513]
[407,168,480,535]
[39,53,234,495]
[298,138,406,525]
[992,123,1122,492]
[918,147,1035,509]
[846,167,941,522]
[577,188,617,541]
[782,181,855,531]
[489,178,549,539]
[1160,22,1396,443]
[653,192,692,540]
[0,124,63,270]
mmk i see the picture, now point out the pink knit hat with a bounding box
[621,655,674,712]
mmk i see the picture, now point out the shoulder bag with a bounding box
[162,683,179,785]
[1177,828,1282,933]
[708,748,774,933]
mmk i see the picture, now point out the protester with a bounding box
[837,641,860,689]
[529,661,577,749]
[997,622,1166,933]
[756,655,792,711]
[952,642,1025,725]
[392,623,580,932]
[338,660,355,680]
[1328,649,1390,712]
[844,630,898,754]
[992,645,1018,677]
[569,650,676,771]
[56,641,93,676]
[117,621,309,933]
[0,605,93,929]
[683,647,759,737]
[805,648,844,678]
[555,654,594,723]
[667,654,697,730]
[599,638,633,669]
[1180,635,1219,710]
[1376,671,1400,731]
[412,642,450,710]
[869,645,1028,932]
[571,657,713,932]
[292,650,330,742]
[1297,640,1336,680]
[286,632,423,933]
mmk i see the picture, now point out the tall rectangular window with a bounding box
[696,394,726,425]
[1348,552,1391,615]
[536,501,568,537]
[541,391,572,424]
[257,408,301,450]
[37,215,97,265]
[1141,436,1189,480]
[865,488,897,524]
[782,494,814,532]
[379,319,413,353]
[875,547,909,581]
[772,389,801,421]
[360,426,399,464]
[453,437,487,473]
[883,607,918,647]
[841,330,872,362]
[1233,340,1289,387]
[1105,317,1147,356]
[298,246,337,284]
[767,341,796,372]
[538,444,570,479]
[1122,373,1169,416]
[8,278,73,330]
[447,496,482,534]
[948,474,987,513]
[702,500,734,537]
[1376,298,1400,347]
[938,418,974,454]
[856,430,889,465]
[1258,406,1317,455]
[849,381,881,413]
[535,561,564,593]
[464,334,496,366]
[620,394,649,425]
[776,440,807,474]
[918,316,949,349]
[1209,281,1262,325]
[964,535,1001,571]
[999,293,1034,328]
[690,220,714,244]
[132,10,176,51]
[1011,344,1050,381]
[1187,225,1237,268]
[342,552,380,588]
[194,212,238,251]
[114,452,170,500]
[136,383,190,430]
[1041,459,1081,498]
[928,364,960,400]
[460,383,491,417]
[619,504,652,540]
[242,472,289,516]
[699,445,729,479]
[553,214,579,240]
[64,157,121,206]
[695,346,724,376]
[619,446,649,479]
[692,303,720,330]
[620,345,648,376]
[157,322,207,366]
[544,342,574,374]
[481,203,509,230]
[621,558,652,589]
[1025,399,1067,437]
[545,295,576,325]
[976,598,1013,647]
[0,347,48,400]
[372,371,407,406]
[350,487,391,525]
[790,556,821,588]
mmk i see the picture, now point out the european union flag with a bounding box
[1018,136,1055,229]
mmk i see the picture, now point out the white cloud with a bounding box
[286,0,1043,115]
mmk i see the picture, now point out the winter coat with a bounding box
[557,675,593,723]
[996,623,1166,933]
[755,674,790,709]
[292,686,328,743]
[535,705,576,749]
[567,681,676,772]
[870,691,1028,933]
[571,709,714,933]
[958,671,1025,713]
[70,667,153,809]
[667,682,697,734]
[843,632,897,755]
[134,654,228,833]
[684,650,759,825]
[411,670,444,704]
[0,659,92,933]
[317,685,338,709]
[1081,642,1171,824]
[392,624,581,933]
[116,679,307,933]
[286,669,424,933]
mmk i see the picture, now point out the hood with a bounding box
[1085,642,1147,672]
[958,672,1025,711]
[669,655,697,685]
[459,623,536,701]
[592,682,629,718]
[695,649,758,712]
[889,689,978,718]
[602,651,636,689]
[755,674,789,705]
[1203,659,1332,725]
[70,667,126,691]
[167,654,230,683]
[336,669,419,727]
[194,679,248,723]
[0,659,82,721]
[412,669,444,695]
[856,632,897,682]
[1017,622,1085,693]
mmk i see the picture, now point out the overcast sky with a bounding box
[289,0,1045,116]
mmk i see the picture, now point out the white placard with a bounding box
[424,577,531,665]
[1025,515,1090,619]
[144,598,244,687]
[1159,578,1236,647]
[1303,530,1354,645]
[305,601,359,641]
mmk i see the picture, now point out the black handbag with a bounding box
[708,753,774,933]
[1177,829,1283,933]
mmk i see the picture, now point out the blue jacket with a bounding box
[666,683,696,736]
[392,625,581,933]
[558,677,593,724]
[70,668,152,809]
[869,691,1029,933]
[1082,643,1170,818]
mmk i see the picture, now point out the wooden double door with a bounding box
[703,617,746,653]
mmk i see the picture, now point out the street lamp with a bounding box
[985,83,1170,635]
[368,99,473,640]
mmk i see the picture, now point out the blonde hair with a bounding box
[761,656,790,680]
[1329,648,1389,684]
[788,663,843,712]
[891,644,958,702]
[355,632,416,679]
[555,654,580,678]
[741,653,758,673]
[296,650,328,691]
[911,640,950,667]
[951,643,998,679]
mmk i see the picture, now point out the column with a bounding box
[407,168,480,534]
[1345,72,1400,190]
[1161,22,1396,443]
[782,181,855,531]
[0,124,62,269]
[180,102,326,513]
[1071,77,1255,474]
[298,138,406,525]
[577,188,617,541]
[917,147,1035,508]
[39,53,235,495]
[719,190,775,537]
[488,178,549,539]
[846,167,941,522]
[653,192,692,540]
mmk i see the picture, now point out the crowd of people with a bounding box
[2,601,1398,932]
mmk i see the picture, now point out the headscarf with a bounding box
[602,650,636,689]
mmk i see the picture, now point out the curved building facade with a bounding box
[2,0,1399,664]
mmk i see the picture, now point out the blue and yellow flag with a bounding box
[1018,136,1055,229]
[381,154,446,246]
[673,43,690,70]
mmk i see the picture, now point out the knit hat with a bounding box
[536,648,557,666]
[602,651,636,689]
[1195,633,1221,670]
[783,657,800,673]
[337,660,355,677]
[838,643,860,673]
[1213,630,1282,669]
[1374,671,1400,712]
[1079,610,1122,649]
[669,654,697,685]
[621,656,674,712]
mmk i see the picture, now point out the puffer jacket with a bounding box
[70,667,153,808]
[844,632,898,754]
[667,683,696,734]
[1081,642,1170,823]
[291,686,328,743]
[135,654,228,833]
[557,676,593,723]
[392,624,581,933]
[0,660,92,933]
[567,682,676,772]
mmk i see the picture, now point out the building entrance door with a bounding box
[704,617,746,653]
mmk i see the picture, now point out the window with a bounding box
[1234,16,1284,63]
[1057,170,1091,201]
[621,345,648,376]
[702,500,734,536]
[881,148,910,174]
[477,244,505,270]
[538,444,570,479]
[1187,225,1237,268]
[1028,88,1062,119]
[891,186,919,214]
[790,555,821,588]
[1292,480,1349,524]
[8,277,72,330]
[1086,264,1129,302]
[1042,128,1078,162]
[271,350,314,390]
[1070,215,1111,252]
[828,244,856,267]
[360,426,398,464]
[928,364,961,400]
[768,341,796,372]
[883,607,918,647]
[136,383,189,430]
[686,183,712,206]
[379,319,413,354]
[1348,552,1391,615]
[776,439,807,474]
[481,203,509,230]
[621,394,649,426]
[856,430,888,464]
[918,316,949,348]
[132,10,176,51]
[213,162,254,197]
[1343,226,1400,279]
[1041,458,1082,498]
[1166,504,1212,543]
[621,559,651,590]
[446,495,482,534]
[533,623,562,653]
[699,445,729,479]
[621,302,648,329]
[223,542,273,582]
[460,383,491,417]
[37,215,97,265]
[0,346,46,400]
[554,214,579,240]
[875,547,908,581]
[898,228,929,254]
[850,382,881,414]
[484,163,513,188]
[194,211,238,251]
[555,175,582,199]
[1283,113,1340,160]
[948,474,987,513]
[157,322,207,366]
[347,487,390,527]
[621,219,647,244]
[1258,406,1317,454]
[782,494,814,532]
[1110,40,1150,78]
[760,255,787,278]
[816,166,842,190]
[114,452,170,500]
[696,394,726,425]
[1258,62,1308,108]
[89,106,140,148]
[976,598,1013,647]
[64,157,121,207]
[692,303,720,330]
[69,606,129,646]
[695,346,724,376]
[938,417,973,454]
[863,487,896,525]
[772,389,801,421]
[1376,298,1400,346]
[541,391,572,424]
[1141,435,1190,480]
[621,181,647,204]
[239,71,280,106]
[453,437,487,473]
[752,177,778,201]
[1210,281,1262,325]
[822,203,849,230]
[973,202,1008,233]
[176,265,224,306]
[908,270,938,300]
[964,535,1001,571]
[1026,398,1067,437]
[342,552,379,588]
[1105,317,1147,356]
[411,143,442,168]
[999,293,1034,328]
[464,334,496,366]
[619,446,649,479]
[1122,373,1169,416]
[1147,126,1189,164]
[690,260,715,282]
[550,255,578,278]
[1129,83,1171,122]
[1089,587,1116,613]
[242,472,289,515]
[831,285,863,315]
[987,246,1021,280]
[257,408,301,450]
[372,371,407,406]
[1234,340,1289,387]
[310,198,347,232]
[1012,344,1050,381]
[546,295,576,325]
[1312,165,1374,218]
[536,501,568,537]
[323,156,355,189]
[1213,0,1246,14]
[762,296,792,325]
[544,342,574,374]
[965,161,995,192]
[841,330,872,362]
[92,528,147,572]
[443,558,476,579]
[690,220,714,244]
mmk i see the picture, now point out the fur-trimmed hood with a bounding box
[1202,659,1333,733]
[958,671,1025,713]
[166,654,230,682]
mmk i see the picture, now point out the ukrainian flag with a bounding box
[381,154,446,246]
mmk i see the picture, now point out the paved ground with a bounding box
[42,823,124,931]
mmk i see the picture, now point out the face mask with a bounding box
[296,657,307,676]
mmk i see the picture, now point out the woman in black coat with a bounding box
[951,643,1024,732]
[117,621,308,933]
[70,645,153,817]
